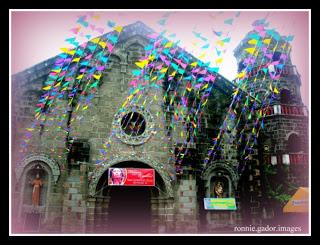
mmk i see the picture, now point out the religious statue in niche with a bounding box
[214,181,224,198]
[30,173,43,206]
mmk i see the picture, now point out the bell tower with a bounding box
[234,22,309,225]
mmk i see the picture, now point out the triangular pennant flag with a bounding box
[114,26,123,33]
[245,47,256,54]
[224,18,234,25]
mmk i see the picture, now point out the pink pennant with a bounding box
[129,80,138,87]
[96,27,104,34]
[70,27,80,34]
[204,74,216,82]
[199,69,208,75]
[147,33,159,39]
[85,54,93,60]
[107,42,113,53]
[156,64,163,70]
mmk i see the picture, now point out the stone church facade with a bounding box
[11,21,309,233]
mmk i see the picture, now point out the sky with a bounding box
[10,10,310,108]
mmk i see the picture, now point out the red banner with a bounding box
[108,168,155,186]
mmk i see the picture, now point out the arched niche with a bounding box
[286,132,303,153]
[123,36,148,64]
[280,88,292,104]
[14,154,61,231]
[202,162,239,198]
[17,90,41,116]
[107,54,121,69]
[16,154,61,184]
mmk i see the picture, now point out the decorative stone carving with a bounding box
[16,154,61,184]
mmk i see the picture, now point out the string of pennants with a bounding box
[18,12,295,178]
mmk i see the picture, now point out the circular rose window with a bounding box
[113,105,155,145]
[121,112,146,136]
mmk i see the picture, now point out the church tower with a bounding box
[234,23,309,226]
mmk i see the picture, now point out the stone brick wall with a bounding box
[174,175,199,233]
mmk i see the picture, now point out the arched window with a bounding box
[287,133,302,153]
[19,90,41,116]
[280,89,291,104]
[107,54,121,69]
[127,43,145,63]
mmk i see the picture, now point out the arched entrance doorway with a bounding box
[108,186,151,233]
[93,161,166,233]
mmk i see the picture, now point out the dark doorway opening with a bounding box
[95,161,166,234]
[108,186,151,233]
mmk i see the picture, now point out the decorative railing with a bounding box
[263,153,308,165]
[263,104,308,116]
[246,65,299,78]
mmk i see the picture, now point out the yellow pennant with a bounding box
[42,85,51,91]
[114,26,123,33]
[170,71,177,77]
[148,55,155,61]
[245,47,256,54]
[215,58,223,64]
[237,71,246,79]
[82,105,88,111]
[248,39,258,45]
[202,83,209,90]
[122,100,128,108]
[263,38,271,44]
[60,48,75,55]
[190,62,198,67]
[76,74,84,80]
[164,41,173,48]
[72,57,80,63]
[90,37,100,44]
[216,40,224,47]
[160,67,168,73]
[52,68,62,73]
[93,74,102,80]
[98,41,106,49]
[135,59,148,69]
[199,52,206,59]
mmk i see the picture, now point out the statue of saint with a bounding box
[214,181,224,198]
[31,173,43,206]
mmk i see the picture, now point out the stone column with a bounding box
[174,174,199,233]
[150,197,159,233]
[100,196,110,231]
[85,197,96,233]
[164,198,175,233]
[94,197,103,232]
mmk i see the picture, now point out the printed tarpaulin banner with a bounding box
[283,187,309,213]
[204,198,237,210]
[108,168,155,186]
